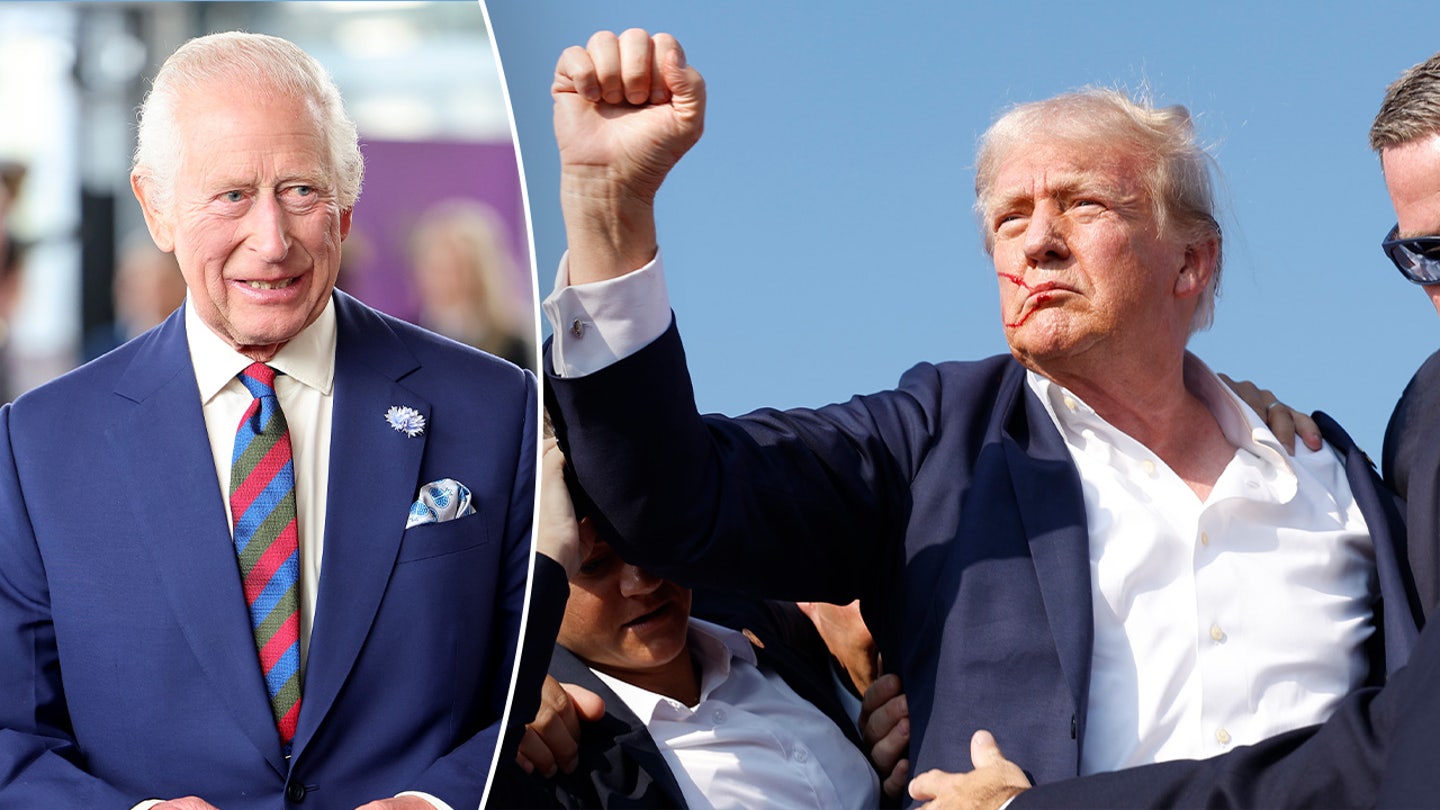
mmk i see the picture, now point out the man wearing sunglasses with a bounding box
[915,49,1440,810]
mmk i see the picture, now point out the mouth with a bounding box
[623,601,675,629]
[1000,276,1075,328]
[241,278,298,290]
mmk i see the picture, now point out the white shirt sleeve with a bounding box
[541,250,672,378]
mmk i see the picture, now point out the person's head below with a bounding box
[129,31,364,363]
[1371,52,1440,315]
[972,88,1223,380]
[558,518,697,704]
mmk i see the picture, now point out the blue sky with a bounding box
[488,0,1440,455]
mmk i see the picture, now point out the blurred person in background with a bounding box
[83,229,188,361]
[409,198,534,370]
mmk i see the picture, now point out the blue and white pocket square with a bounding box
[406,478,476,529]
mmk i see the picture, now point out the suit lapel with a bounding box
[553,648,688,808]
[107,308,288,775]
[293,293,427,754]
[999,369,1094,728]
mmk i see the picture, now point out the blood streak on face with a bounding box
[998,272,1056,328]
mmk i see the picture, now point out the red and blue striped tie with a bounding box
[230,362,302,750]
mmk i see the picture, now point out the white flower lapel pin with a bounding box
[385,405,426,438]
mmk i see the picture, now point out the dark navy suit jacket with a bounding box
[545,320,1421,791]
[0,291,536,809]
[1385,347,1440,612]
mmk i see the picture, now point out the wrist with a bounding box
[560,170,658,283]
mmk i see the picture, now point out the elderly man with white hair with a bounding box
[0,31,535,810]
[539,29,1424,804]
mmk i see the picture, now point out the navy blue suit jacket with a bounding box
[0,291,536,809]
[545,320,1420,789]
[1384,347,1440,613]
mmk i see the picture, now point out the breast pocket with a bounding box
[395,510,493,563]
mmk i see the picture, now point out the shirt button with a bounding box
[792,747,809,763]
[1245,480,1260,490]
[1141,459,1156,475]
[570,319,585,338]
[712,708,726,725]
[1216,728,1232,745]
[1063,396,1078,412]
[1200,531,1210,546]
[1209,624,1225,642]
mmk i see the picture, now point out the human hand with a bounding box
[552,28,706,282]
[797,599,880,694]
[353,797,434,810]
[908,730,1030,810]
[516,675,607,777]
[859,672,910,801]
[537,438,591,578]
[1219,373,1321,454]
[152,799,222,810]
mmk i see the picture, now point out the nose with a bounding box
[618,564,664,598]
[246,192,291,263]
[1023,204,1069,266]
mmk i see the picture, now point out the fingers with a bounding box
[908,768,954,802]
[522,675,588,776]
[561,681,607,722]
[970,729,1006,768]
[1292,409,1323,452]
[555,29,697,110]
[881,757,911,802]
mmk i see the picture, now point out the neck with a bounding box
[1038,352,1235,498]
[598,642,701,707]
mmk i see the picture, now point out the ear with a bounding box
[1174,236,1219,300]
[130,171,175,252]
[339,207,354,241]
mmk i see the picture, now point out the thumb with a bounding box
[562,683,607,722]
[658,41,706,124]
[971,729,1006,768]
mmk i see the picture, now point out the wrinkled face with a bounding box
[557,535,693,684]
[1381,133,1440,316]
[133,85,351,361]
[984,137,1201,372]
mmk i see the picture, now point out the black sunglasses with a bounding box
[1382,224,1440,285]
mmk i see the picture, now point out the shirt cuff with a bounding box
[131,802,164,810]
[397,790,452,810]
[541,249,672,378]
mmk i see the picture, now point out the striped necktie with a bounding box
[230,361,302,750]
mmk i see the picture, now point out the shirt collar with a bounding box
[185,294,337,404]
[1026,353,1297,480]
[592,618,758,721]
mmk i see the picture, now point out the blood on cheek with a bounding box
[997,273,1052,328]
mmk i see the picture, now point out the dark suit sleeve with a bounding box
[1382,349,1440,614]
[484,554,570,810]
[409,371,538,807]
[0,404,135,806]
[545,319,938,605]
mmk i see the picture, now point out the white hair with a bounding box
[132,31,364,211]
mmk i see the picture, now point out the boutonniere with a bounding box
[385,405,426,437]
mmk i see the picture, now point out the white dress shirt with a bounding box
[1027,366,1375,773]
[133,299,448,810]
[594,619,881,809]
[544,254,1384,778]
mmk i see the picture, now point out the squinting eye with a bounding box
[223,190,244,203]
[293,185,313,196]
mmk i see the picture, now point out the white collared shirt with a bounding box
[179,298,450,810]
[594,619,881,810]
[1027,364,1376,774]
[545,255,1383,779]
[185,296,335,671]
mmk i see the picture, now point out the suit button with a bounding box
[286,783,306,803]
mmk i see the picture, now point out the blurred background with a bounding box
[0,0,534,403]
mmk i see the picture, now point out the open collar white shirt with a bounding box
[594,618,881,810]
[1028,361,1376,774]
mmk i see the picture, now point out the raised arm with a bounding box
[553,29,705,283]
